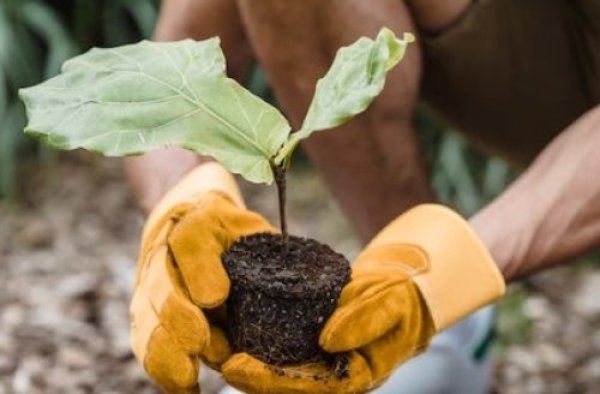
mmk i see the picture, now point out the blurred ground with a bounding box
[1,154,600,393]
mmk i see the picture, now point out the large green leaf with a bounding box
[19,38,291,183]
[275,28,414,164]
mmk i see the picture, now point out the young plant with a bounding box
[19,28,414,244]
[20,27,415,369]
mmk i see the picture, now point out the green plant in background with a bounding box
[1,0,73,197]
[494,285,534,354]
[416,106,517,216]
[0,0,158,198]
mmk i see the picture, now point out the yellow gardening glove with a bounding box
[220,205,505,394]
[130,161,369,394]
[129,162,277,393]
[314,204,507,392]
[221,351,372,394]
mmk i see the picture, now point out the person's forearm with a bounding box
[125,0,252,213]
[470,105,600,281]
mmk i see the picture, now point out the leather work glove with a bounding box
[221,205,506,393]
[130,161,371,394]
[129,162,277,393]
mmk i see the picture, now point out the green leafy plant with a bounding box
[20,27,414,240]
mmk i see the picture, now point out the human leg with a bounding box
[405,0,472,33]
[237,0,431,242]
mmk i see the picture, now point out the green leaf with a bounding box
[19,38,291,183]
[275,28,414,164]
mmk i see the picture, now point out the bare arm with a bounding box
[125,0,252,213]
[470,105,600,281]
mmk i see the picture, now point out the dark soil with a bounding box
[222,232,351,366]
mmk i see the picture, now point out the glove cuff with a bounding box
[367,204,506,331]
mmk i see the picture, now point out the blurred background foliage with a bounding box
[0,0,158,198]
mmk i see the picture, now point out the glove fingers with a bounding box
[336,271,406,306]
[130,288,201,393]
[222,352,372,394]
[320,276,408,352]
[168,195,232,308]
[141,244,210,354]
[168,193,275,308]
[202,325,233,369]
[357,286,435,385]
[145,325,201,394]
[216,195,277,237]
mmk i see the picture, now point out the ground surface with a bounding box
[1,154,600,393]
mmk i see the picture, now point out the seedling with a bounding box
[20,28,414,368]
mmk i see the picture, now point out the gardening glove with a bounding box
[129,161,276,394]
[314,204,507,392]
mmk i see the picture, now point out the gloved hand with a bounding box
[130,161,372,394]
[129,162,277,393]
[221,204,506,393]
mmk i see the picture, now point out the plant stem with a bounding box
[272,163,288,251]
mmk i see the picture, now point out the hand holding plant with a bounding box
[20,28,423,394]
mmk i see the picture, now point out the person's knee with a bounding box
[405,0,472,33]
